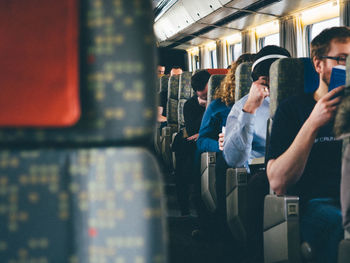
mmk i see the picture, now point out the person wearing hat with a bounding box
[223,45,291,168]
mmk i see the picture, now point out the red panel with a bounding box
[0,0,80,127]
[207,69,228,75]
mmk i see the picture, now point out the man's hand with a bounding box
[198,97,207,107]
[218,132,225,151]
[307,86,345,130]
[243,77,269,114]
[187,133,199,141]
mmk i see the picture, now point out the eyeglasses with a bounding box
[320,55,348,65]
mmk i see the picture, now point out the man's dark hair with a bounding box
[311,26,350,62]
[191,70,211,92]
[251,45,291,81]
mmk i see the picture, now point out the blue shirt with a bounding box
[197,99,231,153]
[223,94,270,168]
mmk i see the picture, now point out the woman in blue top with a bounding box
[197,53,255,153]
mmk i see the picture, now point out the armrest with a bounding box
[171,132,178,170]
[225,167,249,243]
[264,195,299,230]
[338,230,350,263]
[263,195,301,263]
[161,126,174,168]
[201,152,217,212]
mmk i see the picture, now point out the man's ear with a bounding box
[313,56,323,74]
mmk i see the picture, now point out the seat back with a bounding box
[336,56,350,263]
[264,58,312,263]
[225,62,254,242]
[160,75,170,93]
[207,74,226,106]
[235,62,253,101]
[178,72,193,131]
[0,1,167,262]
[166,75,180,130]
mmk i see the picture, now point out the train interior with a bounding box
[0,0,350,263]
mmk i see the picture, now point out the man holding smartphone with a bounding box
[266,26,350,263]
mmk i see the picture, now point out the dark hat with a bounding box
[191,70,211,92]
[251,45,291,81]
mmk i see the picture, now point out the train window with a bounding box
[195,55,199,70]
[259,33,280,49]
[310,17,340,41]
[229,42,242,62]
[210,49,217,68]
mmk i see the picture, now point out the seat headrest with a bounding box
[269,58,305,116]
[235,62,253,101]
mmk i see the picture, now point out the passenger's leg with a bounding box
[300,198,343,263]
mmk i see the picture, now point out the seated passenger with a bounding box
[173,69,210,217]
[157,66,183,124]
[266,26,350,263]
[196,53,255,241]
[223,45,291,168]
[157,65,165,76]
[184,69,209,141]
[197,53,255,153]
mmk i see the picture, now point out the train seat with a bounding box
[154,75,170,156]
[234,62,253,101]
[161,74,180,169]
[264,58,316,263]
[0,0,167,262]
[334,56,350,263]
[200,74,226,212]
[225,61,255,242]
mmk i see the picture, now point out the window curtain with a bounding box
[187,52,193,72]
[199,45,210,69]
[340,0,350,26]
[279,16,303,57]
[216,39,228,68]
[242,30,256,53]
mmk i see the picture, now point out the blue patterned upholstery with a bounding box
[178,72,193,129]
[0,1,167,262]
[235,62,253,101]
[0,0,157,147]
[207,75,226,106]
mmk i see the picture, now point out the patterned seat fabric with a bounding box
[235,62,253,101]
[0,0,157,147]
[166,75,180,128]
[0,148,165,263]
[178,72,193,130]
[0,1,167,262]
[160,75,170,93]
[264,58,312,263]
[207,75,226,106]
[335,56,350,139]
[269,58,305,116]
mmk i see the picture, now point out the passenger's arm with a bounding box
[223,105,255,167]
[267,87,344,195]
[223,79,269,167]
